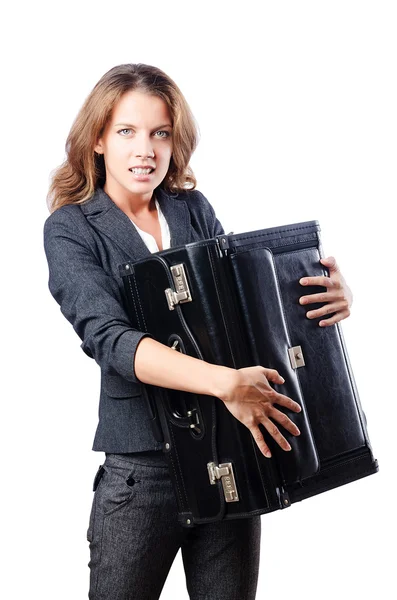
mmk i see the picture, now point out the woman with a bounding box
[43,63,353,600]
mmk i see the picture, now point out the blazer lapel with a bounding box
[80,185,191,259]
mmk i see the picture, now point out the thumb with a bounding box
[263,368,285,385]
[320,256,339,272]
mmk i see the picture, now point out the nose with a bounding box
[136,150,154,158]
[134,133,155,158]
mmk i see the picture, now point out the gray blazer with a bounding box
[43,185,225,453]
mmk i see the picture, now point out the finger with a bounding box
[267,390,302,413]
[320,256,339,273]
[300,291,328,305]
[299,275,335,288]
[300,290,345,305]
[259,415,292,452]
[262,368,285,385]
[305,300,349,319]
[249,424,273,458]
[267,406,301,436]
[319,308,351,326]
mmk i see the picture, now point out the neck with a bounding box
[103,182,156,219]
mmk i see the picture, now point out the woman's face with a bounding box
[94,90,173,205]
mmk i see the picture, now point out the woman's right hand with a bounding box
[217,366,302,458]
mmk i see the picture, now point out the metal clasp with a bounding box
[288,345,305,369]
[207,461,239,502]
[165,264,192,310]
[187,408,201,434]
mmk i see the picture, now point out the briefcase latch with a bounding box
[288,345,305,369]
[165,264,193,310]
[207,462,239,502]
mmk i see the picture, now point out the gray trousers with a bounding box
[87,451,261,599]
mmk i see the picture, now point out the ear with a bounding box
[94,139,104,154]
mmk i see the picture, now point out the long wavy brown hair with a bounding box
[46,63,199,213]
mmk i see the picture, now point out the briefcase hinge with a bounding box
[165,264,192,310]
[279,485,291,508]
[215,233,234,257]
[288,345,305,369]
[207,461,239,502]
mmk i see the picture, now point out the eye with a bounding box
[117,128,131,135]
[155,130,171,138]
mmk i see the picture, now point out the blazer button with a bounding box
[126,475,136,487]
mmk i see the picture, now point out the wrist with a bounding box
[207,364,238,401]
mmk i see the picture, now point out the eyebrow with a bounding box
[114,123,173,129]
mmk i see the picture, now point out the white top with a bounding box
[129,197,171,253]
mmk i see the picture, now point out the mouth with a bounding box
[129,167,155,175]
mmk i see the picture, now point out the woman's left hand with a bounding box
[298,256,353,327]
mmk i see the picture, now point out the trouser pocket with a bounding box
[97,456,141,517]
[87,464,106,542]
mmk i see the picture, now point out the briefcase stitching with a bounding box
[232,235,318,254]
[132,272,148,332]
[232,224,319,242]
[126,276,143,331]
[168,423,190,508]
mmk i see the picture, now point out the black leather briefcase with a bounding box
[119,220,378,528]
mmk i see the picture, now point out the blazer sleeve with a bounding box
[195,190,226,238]
[43,208,153,384]
[210,203,225,237]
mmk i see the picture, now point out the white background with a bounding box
[1,1,395,598]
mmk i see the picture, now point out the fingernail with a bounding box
[280,377,285,383]
[286,444,292,451]
[300,278,308,285]
[264,451,272,458]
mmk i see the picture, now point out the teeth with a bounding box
[130,168,153,174]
